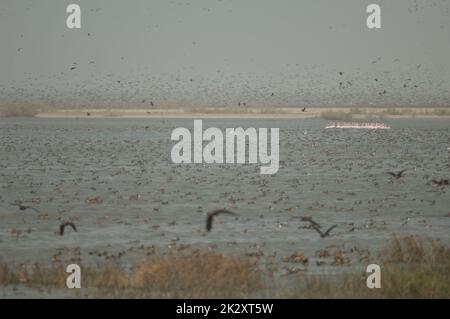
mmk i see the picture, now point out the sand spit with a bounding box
[31,107,450,119]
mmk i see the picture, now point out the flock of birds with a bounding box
[10,201,77,236]
[5,12,446,112]
[3,0,450,113]
[3,63,440,111]
[6,204,347,238]
[9,166,448,238]
[0,117,448,279]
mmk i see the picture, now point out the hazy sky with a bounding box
[1,0,450,107]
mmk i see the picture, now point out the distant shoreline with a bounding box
[31,107,450,119]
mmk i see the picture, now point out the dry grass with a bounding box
[0,262,127,290]
[380,235,449,265]
[281,236,450,298]
[0,237,448,298]
[0,252,263,298]
[131,252,263,298]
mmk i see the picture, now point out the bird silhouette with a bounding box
[206,209,236,232]
[11,202,40,213]
[60,221,77,236]
[302,107,306,112]
[310,224,337,238]
[301,216,337,238]
[387,169,407,179]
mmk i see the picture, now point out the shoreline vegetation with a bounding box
[1,236,449,298]
[1,106,450,119]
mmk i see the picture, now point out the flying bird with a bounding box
[310,224,337,238]
[60,221,77,236]
[300,216,337,238]
[387,169,407,179]
[206,209,237,232]
[11,202,40,213]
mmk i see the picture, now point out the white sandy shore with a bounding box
[33,107,450,119]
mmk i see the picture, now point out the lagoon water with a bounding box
[0,117,449,275]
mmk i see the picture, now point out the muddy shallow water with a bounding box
[0,117,449,279]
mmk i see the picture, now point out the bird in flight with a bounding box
[11,202,40,213]
[432,179,449,186]
[300,216,337,238]
[60,221,77,236]
[206,209,237,232]
[387,169,407,179]
[310,223,337,238]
